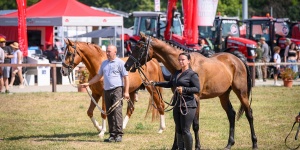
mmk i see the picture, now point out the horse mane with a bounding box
[76,41,106,58]
[150,36,213,58]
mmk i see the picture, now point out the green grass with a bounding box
[0,86,299,150]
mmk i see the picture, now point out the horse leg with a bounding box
[98,95,107,138]
[219,90,236,150]
[123,92,135,129]
[193,98,201,150]
[87,94,103,132]
[232,89,258,150]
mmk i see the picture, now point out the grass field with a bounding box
[0,86,299,150]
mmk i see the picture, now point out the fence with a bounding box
[0,63,85,92]
[247,62,300,86]
[1,62,299,92]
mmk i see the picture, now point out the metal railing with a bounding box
[0,63,85,92]
[0,62,299,92]
[248,62,300,87]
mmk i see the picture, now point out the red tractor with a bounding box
[243,17,300,57]
[199,16,257,62]
[127,0,258,63]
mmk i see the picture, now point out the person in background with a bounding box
[9,42,24,88]
[151,52,200,150]
[260,37,270,82]
[273,46,281,86]
[255,42,263,82]
[198,38,208,50]
[43,44,56,63]
[81,45,129,142]
[0,46,4,89]
[284,43,298,78]
[284,38,292,63]
[0,36,13,94]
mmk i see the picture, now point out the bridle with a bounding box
[62,44,78,74]
[127,36,180,112]
[128,36,152,70]
[62,43,81,86]
[62,42,134,116]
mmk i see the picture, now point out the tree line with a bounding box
[1,0,299,28]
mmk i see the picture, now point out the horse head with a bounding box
[61,39,83,76]
[125,32,154,71]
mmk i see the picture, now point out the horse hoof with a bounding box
[157,129,163,134]
[98,132,105,139]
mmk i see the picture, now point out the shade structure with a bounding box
[71,27,132,38]
[0,0,123,26]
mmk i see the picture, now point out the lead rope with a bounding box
[285,120,300,150]
[85,87,134,115]
[179,93,189,115]
[135,66,175,108]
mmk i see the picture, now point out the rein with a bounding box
[63,42,134,115]
[285,120,300,150]
[86,87,134,115]
[63,42,80,88]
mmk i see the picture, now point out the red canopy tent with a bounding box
[0,0,123,48]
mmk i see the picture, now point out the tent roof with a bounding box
[0,0,123,26]
[71,27,133,38]
[4,0,116,17]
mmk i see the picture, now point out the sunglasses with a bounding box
[0,41,6,43]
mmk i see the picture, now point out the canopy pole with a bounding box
[121,24,124,58]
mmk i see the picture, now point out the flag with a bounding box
[17,0,28,56]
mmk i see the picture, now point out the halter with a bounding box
[129,36,152,69]
[62,42,81,86]
[128,36,181,112]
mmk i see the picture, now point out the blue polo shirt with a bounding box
[98,57,128,90]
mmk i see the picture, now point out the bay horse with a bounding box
[124,33,258,150]
[61,39,166,137]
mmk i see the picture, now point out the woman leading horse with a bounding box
[124,33,258,150]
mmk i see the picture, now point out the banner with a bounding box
[154,0,160,12]
[197,0,219,26]
[17,0,28,56]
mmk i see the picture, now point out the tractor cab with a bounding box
[243,17,297,57]
[130,11,183,42]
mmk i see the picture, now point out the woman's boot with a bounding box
[183,133,193,150]
[176,133,185,150]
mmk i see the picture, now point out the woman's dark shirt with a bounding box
[155,68,200,108]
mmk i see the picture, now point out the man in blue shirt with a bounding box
[81,45,129,142]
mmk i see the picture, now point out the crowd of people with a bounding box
[254,37,300,86]
[0,34,63,94]
[0,36,24,94]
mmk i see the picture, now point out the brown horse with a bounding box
[124,33,258,150]
[61,39,166,137]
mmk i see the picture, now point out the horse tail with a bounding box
[227,49,252,120]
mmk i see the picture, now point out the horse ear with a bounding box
[64,38,69,45]
[66,38,74,46]
[139,32,146,38]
